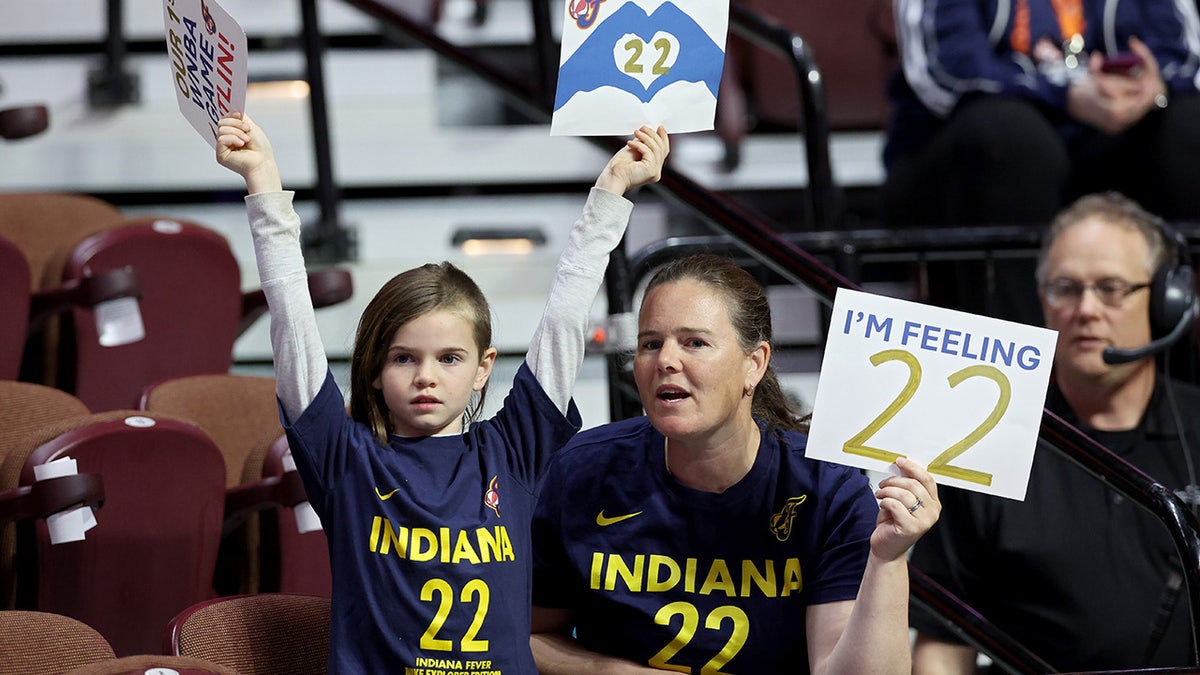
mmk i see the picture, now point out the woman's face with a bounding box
[633,278,762,443]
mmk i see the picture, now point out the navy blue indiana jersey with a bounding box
[532,417,877,673]
[285,364,580,674]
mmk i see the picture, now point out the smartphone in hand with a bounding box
[1100,53,1144,75]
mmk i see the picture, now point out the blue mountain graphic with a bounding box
[553,2,724,110]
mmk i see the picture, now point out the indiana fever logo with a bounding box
[484,476,500,518]
[569,0,607,29]
[769,495,808,542]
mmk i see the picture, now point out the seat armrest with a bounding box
[238,266,353,337]
[307,267,353,308]
[0,473,105,524]
[0,104,49,140]
[222,471,310,536]
[29,267,141,332]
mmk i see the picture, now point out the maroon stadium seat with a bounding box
[56,217,242,411]
[62,654,240,675]
[718,0,897,176]
[0,609,116,673]
[0,235,31,381]
[0,607,240,674]
[3,411,226,656]
[0,381,94,610]
[0,194,353,412]
[261,434,331,597]
[140,373,330,597]
[61,216,352,411]
[733,0,897,132]
[167,593,330,675]
[0,192,127,386]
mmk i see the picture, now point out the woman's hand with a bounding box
[871,457,940,562]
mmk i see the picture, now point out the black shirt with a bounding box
[910,377,1200,671]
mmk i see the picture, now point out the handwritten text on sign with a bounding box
[806,288,1057,500]
[163,0,247,149]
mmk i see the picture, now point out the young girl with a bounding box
[215,112,669,673]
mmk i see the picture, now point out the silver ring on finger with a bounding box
[907,497,923,514]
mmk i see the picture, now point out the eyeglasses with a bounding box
[1040,278,1151,308]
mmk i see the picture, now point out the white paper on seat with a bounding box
[33,456,98,544]
[94,296,146,347]
[283,450,323,534]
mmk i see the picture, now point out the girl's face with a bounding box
[372,309,496,438]
[633,279,766,444]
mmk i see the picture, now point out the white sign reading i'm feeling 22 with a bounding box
[551,0,729,136]
[806,288,1058,501]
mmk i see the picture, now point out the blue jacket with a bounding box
[885,0,1200,165]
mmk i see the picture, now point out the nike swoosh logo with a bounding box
[596,510,643,526]
[375,488,400,501]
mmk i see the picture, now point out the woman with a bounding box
[531,254,940,673]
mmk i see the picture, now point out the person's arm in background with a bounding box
[1067,38,1168,134]
[913,633,979,675]
[1132,0,1200,95]
[899,0,1200,132]
[1069,0,1200,135]
[894,0,1073,117]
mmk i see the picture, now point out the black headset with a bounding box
[1150,221,1196,336]
[1104,219,1197,365]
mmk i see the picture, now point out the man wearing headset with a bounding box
[910,192,1200,672]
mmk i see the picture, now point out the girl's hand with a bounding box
[594,125,670,196]
[216,112,283,194]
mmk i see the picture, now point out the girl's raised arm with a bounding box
[216,113,327,421]
[525,126,669,413]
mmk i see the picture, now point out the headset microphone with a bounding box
[1103,301,1198,365]
[1103,220,1196,366]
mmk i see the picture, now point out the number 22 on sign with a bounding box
[842,349,1010,486]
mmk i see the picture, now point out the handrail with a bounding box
[338,0,853,294]
[626,225,1048,290]
[909,566,1057,674]
[626,223,1200,279]
[727,4,840,231]
[341,0,553,126]
[298,0,353,262]
[332,0,1200,669]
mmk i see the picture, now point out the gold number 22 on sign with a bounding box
[841,349,1010,486]
[622,37,673,75]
